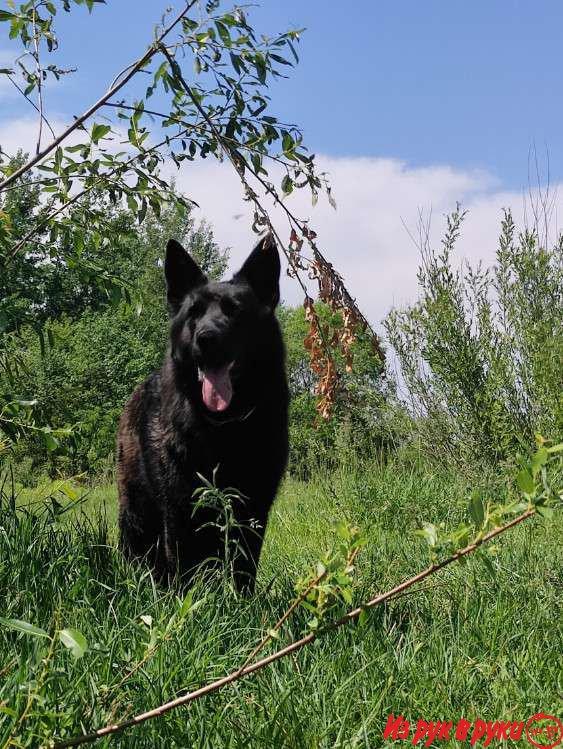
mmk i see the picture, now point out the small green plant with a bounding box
[296,521,366,631]
[191,469,259,586]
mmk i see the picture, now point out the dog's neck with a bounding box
[199,404,257,427]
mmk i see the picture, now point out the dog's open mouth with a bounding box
[198,362,234,412]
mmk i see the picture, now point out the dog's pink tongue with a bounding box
[201,366,233,412]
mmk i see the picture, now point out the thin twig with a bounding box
[53,508,536,748]
[31,4,44,155]
[7,75,56,141]
[236,546,360,676]
[0,1,197,193]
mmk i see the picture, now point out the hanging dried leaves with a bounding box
[289,227,385,419]
[303,297,338,419]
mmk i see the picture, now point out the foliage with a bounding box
[1,197,228,477]
[0,1,318,255]
[296,521,365,632]
[192,469,259,585]
[3,279,394,481]
[0,0,383,424]
[385,207,563,468]
[415,435,562,561]
[280,303,403,478]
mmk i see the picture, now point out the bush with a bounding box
[385,206,562,468]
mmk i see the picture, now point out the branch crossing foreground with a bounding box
[53,508,536,748]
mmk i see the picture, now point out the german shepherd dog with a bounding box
[117,234,288,591]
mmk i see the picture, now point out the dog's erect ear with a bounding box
[165,239,206,314]
[233,233,280,309]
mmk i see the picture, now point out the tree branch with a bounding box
[53,508,536,748]
[31,4,44,156]
[7,75,56,142]
[0,1,197,192]
[158,45,382,360]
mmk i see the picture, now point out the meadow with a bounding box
[1,3,562,747]
[1,452,561,748]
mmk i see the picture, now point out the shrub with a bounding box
[385,206,562,468]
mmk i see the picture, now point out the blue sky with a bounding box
[1,1,562,323]
[2,0,562,188]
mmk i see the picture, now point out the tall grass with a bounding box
[1,455,560,747]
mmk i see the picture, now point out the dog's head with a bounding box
[165,233,281,414]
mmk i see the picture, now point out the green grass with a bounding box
[1,455,561,748]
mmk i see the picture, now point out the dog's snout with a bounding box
[196,329,220,357]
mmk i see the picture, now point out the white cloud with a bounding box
[0,115,57,157]
[0,114,132,163]
[3,113,560,335]
[168,155,562,333]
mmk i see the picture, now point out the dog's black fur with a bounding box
[117,234,288,590]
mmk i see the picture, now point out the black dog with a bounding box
[117,234,288,591]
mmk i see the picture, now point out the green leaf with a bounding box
[270,53,292,67]
[59,628,88,658]
[281,174,293,195]
[415,522,437,547]
[535,504,553,520]
[479,551,497,580]
[178,589,194,618]
[531,448,548,477]
[253,53,267,84]
[182,17,198,32]
[0,11,16,22]
[42,430,59,452]
[468,492,485,528]
[126,194,138,213]
[516,469,535,496]
[91,123,111,144]
[59,482,78,501]
[0,617,50,638]
[282,132,295,154]
[215,20,231,47]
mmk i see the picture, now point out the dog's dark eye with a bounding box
[220,298,238,316]
[188,301,205,318]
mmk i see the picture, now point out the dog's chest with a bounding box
[167,417,260,483]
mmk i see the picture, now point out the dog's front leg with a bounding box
[163,501,181,581]
[162,472,196,583]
